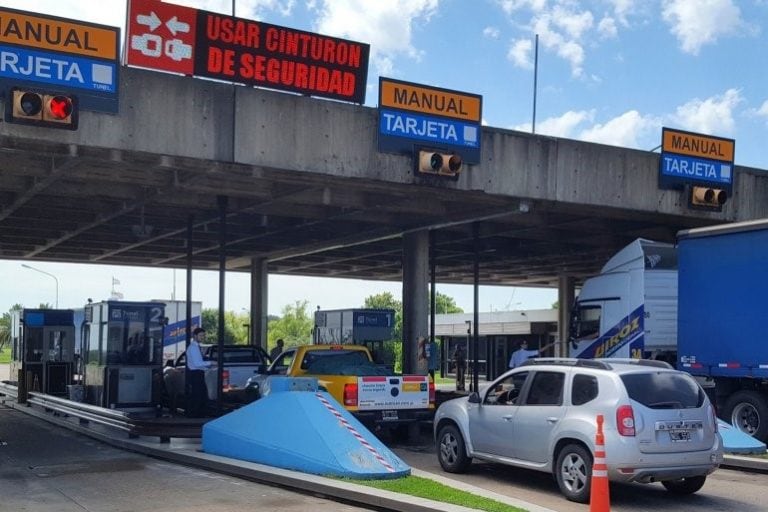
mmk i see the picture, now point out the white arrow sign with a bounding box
[136,12,161,32]
[166,16,190,36]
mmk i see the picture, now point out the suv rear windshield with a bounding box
[620,372,705,409]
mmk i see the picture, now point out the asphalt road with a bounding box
[392,434,768,512]
[0,405,374,512]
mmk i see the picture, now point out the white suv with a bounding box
[434,358,723,503]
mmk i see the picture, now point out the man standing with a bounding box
[186,327,211,418]
[453,343,466,391]
[509,339,555,369]
[270,338,284,360]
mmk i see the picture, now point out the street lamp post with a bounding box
[21,263,59,308]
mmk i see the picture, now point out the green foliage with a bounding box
[344,475,523,512]
[267,300,313,351]
[364,292,403,342]
[0,303,23,353]
[435,292,463,314]
[551,300,559,309]
[37,303,53,309]
[201,308,249,345]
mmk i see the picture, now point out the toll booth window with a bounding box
[575,306,601,342]
[48,331,66,362]
[25,328,44,362]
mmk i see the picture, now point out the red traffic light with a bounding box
[48,96,73,120]
[6,87,78,130]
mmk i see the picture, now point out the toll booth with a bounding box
[313,308,396,368]
[9,309,76,396]
[81,301,166,410]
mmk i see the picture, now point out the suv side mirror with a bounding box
[468,392,481,404]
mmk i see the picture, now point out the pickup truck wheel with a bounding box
[436,424,471,473]
[724,390,768,442]
[661,475,706,495]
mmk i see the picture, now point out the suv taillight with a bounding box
[343,383,358,406]
[429,380,435,404]
[616,405,636,436]
[711,405,718,433]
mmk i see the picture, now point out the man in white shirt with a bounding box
[509,340,555,369]
[186,327,211,417]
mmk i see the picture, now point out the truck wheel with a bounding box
[724,390,768,442]
[436,424,471,473]
[555,443,592,503]
[661,475,706,495]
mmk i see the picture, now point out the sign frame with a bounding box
[0,6,120,114]
[377,77,482,165]
[658,127,735,193]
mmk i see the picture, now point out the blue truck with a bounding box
[570,218,768,441]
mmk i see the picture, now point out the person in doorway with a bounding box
[508,339,555,369]
[419,336,437,382]
[270,338,285,360]
[185,327,211,418]
[453,343,467,391]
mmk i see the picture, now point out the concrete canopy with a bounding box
[1,67,766,288]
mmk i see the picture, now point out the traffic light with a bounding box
[417,150,463,178]
[690,186,727,211]
[5,87,78,130]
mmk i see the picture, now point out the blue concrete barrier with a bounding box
[202,377,410,478]
[718,419,767,455]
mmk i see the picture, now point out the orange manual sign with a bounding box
[662,128,734,163]
[380,78,481,122]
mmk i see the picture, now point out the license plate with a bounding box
[669,429,691,442]
[381,410,398,421]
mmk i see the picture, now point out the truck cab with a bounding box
[570,239,678,361]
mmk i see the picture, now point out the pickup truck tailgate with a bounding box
[357,375,430,410]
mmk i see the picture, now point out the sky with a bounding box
[2,0,767,316]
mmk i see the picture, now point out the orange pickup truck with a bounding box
[253,344,435,431]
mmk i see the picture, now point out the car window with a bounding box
[571,374,598,406]
[208,347,265,364]
[524,371,565,406]
[271,349,296,375]
[485,372,529,405]
[621,371,705,409]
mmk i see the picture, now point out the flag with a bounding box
[112,277,120,286]
[110,291,124,300]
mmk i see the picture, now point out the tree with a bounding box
[0,304,23,353]
[201,308,249,345]
[435,292,463,314]
[267,300,314,351]
[364,292,403,341]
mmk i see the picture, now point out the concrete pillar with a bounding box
[402,230,429,374]
[250,258,268,350]
[557,275,575,357]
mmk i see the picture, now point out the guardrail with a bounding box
[0,381,203,441]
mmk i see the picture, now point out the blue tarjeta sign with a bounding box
[660,153,732,184]
[379,108,480,148]
[0,44,117,93]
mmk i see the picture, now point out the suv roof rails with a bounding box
[594,358,674,369]
[520,357,612,370]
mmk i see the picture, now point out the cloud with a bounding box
[311,0,439,74]
[514,110,595,137]
[756,100,768,119]
[507,38,534,69]
[597,16,618,38]
[661,0,743,55]
[579,110,660,147]
[671,88,743,135]
[484,26,501,39]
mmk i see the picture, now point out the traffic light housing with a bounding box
[5,87,78,130]
[690,185,727,211]
[417,150,463,178]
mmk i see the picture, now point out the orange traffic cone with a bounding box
[590,414,610,512]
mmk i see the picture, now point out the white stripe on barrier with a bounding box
[314,393,395,473]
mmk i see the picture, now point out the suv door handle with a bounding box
[546,417,559,423]
[502,415,514,421]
